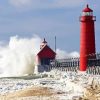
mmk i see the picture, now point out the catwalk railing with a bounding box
[49,53,100,75]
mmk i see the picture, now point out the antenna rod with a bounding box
[55,36,56,53]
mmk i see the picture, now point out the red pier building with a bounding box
[35,38,56,73]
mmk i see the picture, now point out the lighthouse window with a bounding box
[85,12,90,16]
[82,12,86,16]
[82,12,93,16]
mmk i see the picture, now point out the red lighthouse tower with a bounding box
[80,5,96,71]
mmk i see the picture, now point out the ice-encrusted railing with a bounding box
[49,53,100,75]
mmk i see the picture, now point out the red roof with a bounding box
[37,45,56,59]
[82,4,93,12]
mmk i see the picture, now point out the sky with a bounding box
[0,0,100,53]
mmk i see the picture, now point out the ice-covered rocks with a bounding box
[0,70,100,100]
[83,78,100,100]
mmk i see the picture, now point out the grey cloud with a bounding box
[9,0,86,9]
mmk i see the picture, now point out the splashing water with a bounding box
[0,35,41,77]
[56,49,79,59]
